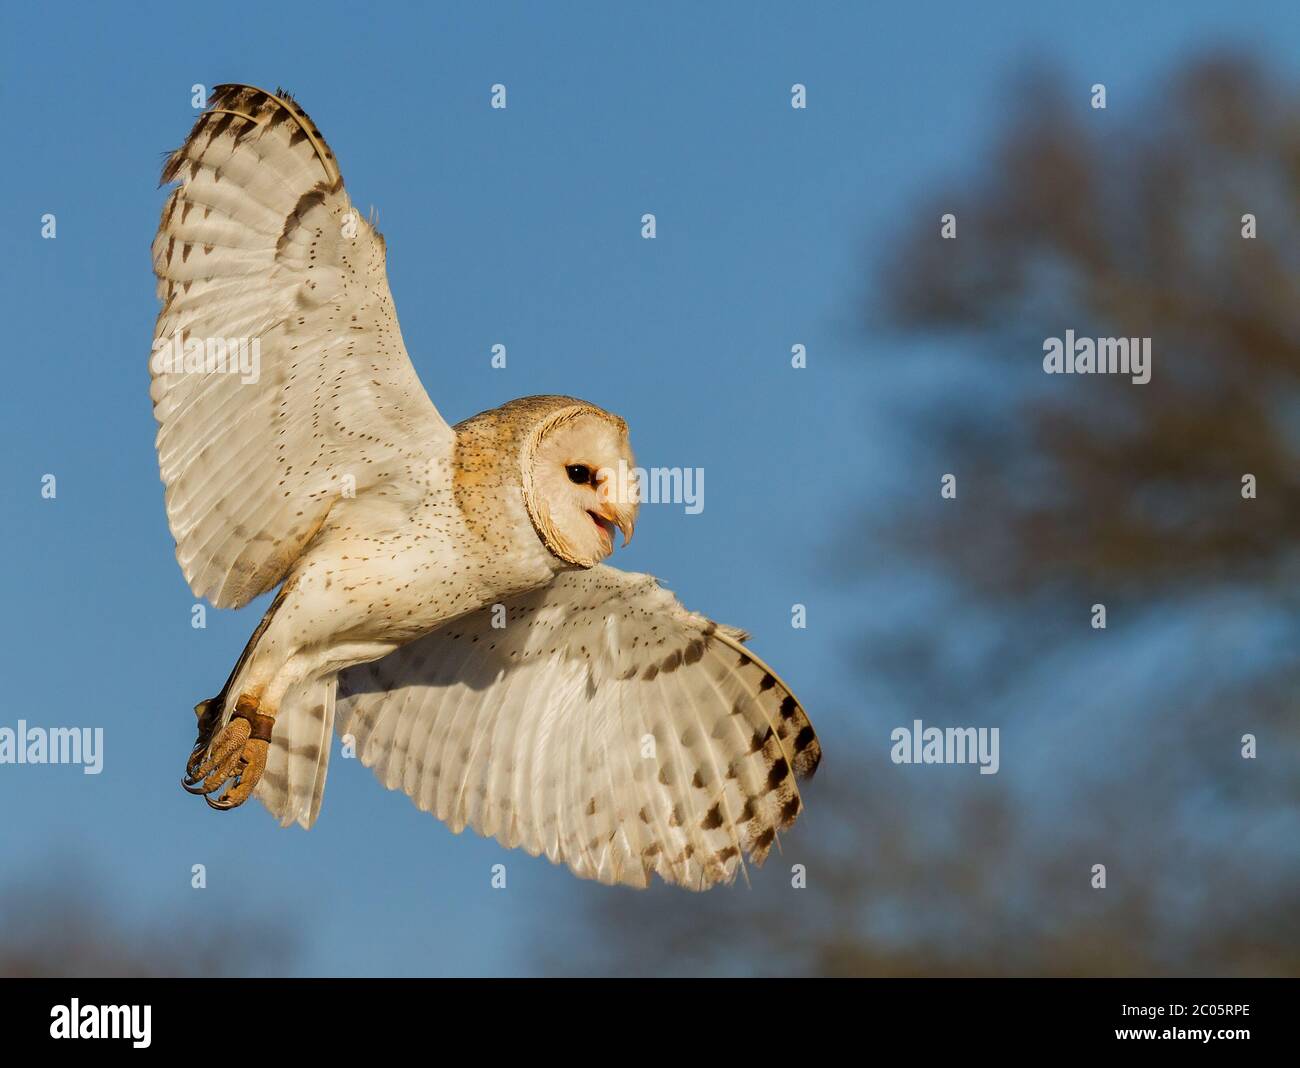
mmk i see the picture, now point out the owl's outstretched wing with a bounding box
[336,565,821,890]
[151,84,453,608]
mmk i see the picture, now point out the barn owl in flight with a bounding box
[150,84,820,889]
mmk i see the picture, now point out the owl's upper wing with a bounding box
[336,565,821,890]
[151,84,453,608]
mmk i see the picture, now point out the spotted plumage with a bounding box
[153,84,819,889]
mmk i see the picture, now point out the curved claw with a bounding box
[182,747,207,790]
[204,787,246,811]
[181,774,214,795]
[181,762,238,796]
[180,715,263,807]
[182,740,221,790]
[204,740,268,810]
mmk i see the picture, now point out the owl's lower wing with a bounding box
[336,565,821,890]
[151,84,453,608]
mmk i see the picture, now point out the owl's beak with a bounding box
[593,500,636,547]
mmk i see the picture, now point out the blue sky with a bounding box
[2,2,1298,975]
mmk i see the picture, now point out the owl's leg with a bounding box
[181,580,298,808]
[182,695,274,809]
[180,557,395,812]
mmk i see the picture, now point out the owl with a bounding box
[151,84,820,889]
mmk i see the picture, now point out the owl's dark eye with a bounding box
[566,464,593,485]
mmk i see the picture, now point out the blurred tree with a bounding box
[0,868,296,977]
[544,53,1300,977]
[883,54,1300,597]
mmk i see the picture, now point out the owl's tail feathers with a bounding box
[252,674,337,830]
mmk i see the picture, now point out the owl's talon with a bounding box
[181,699,274,810]
[183,696,223,783]
[205,748,266,810]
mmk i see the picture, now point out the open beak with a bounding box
[591,499,636,548]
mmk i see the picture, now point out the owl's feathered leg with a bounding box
[182,696,274,809]
[179,557,398,821]
[181,586,289,808]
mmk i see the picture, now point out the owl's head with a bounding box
[519,400,639,568]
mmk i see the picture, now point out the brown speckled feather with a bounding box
[151,84,452,609]
[336,566,821,889]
